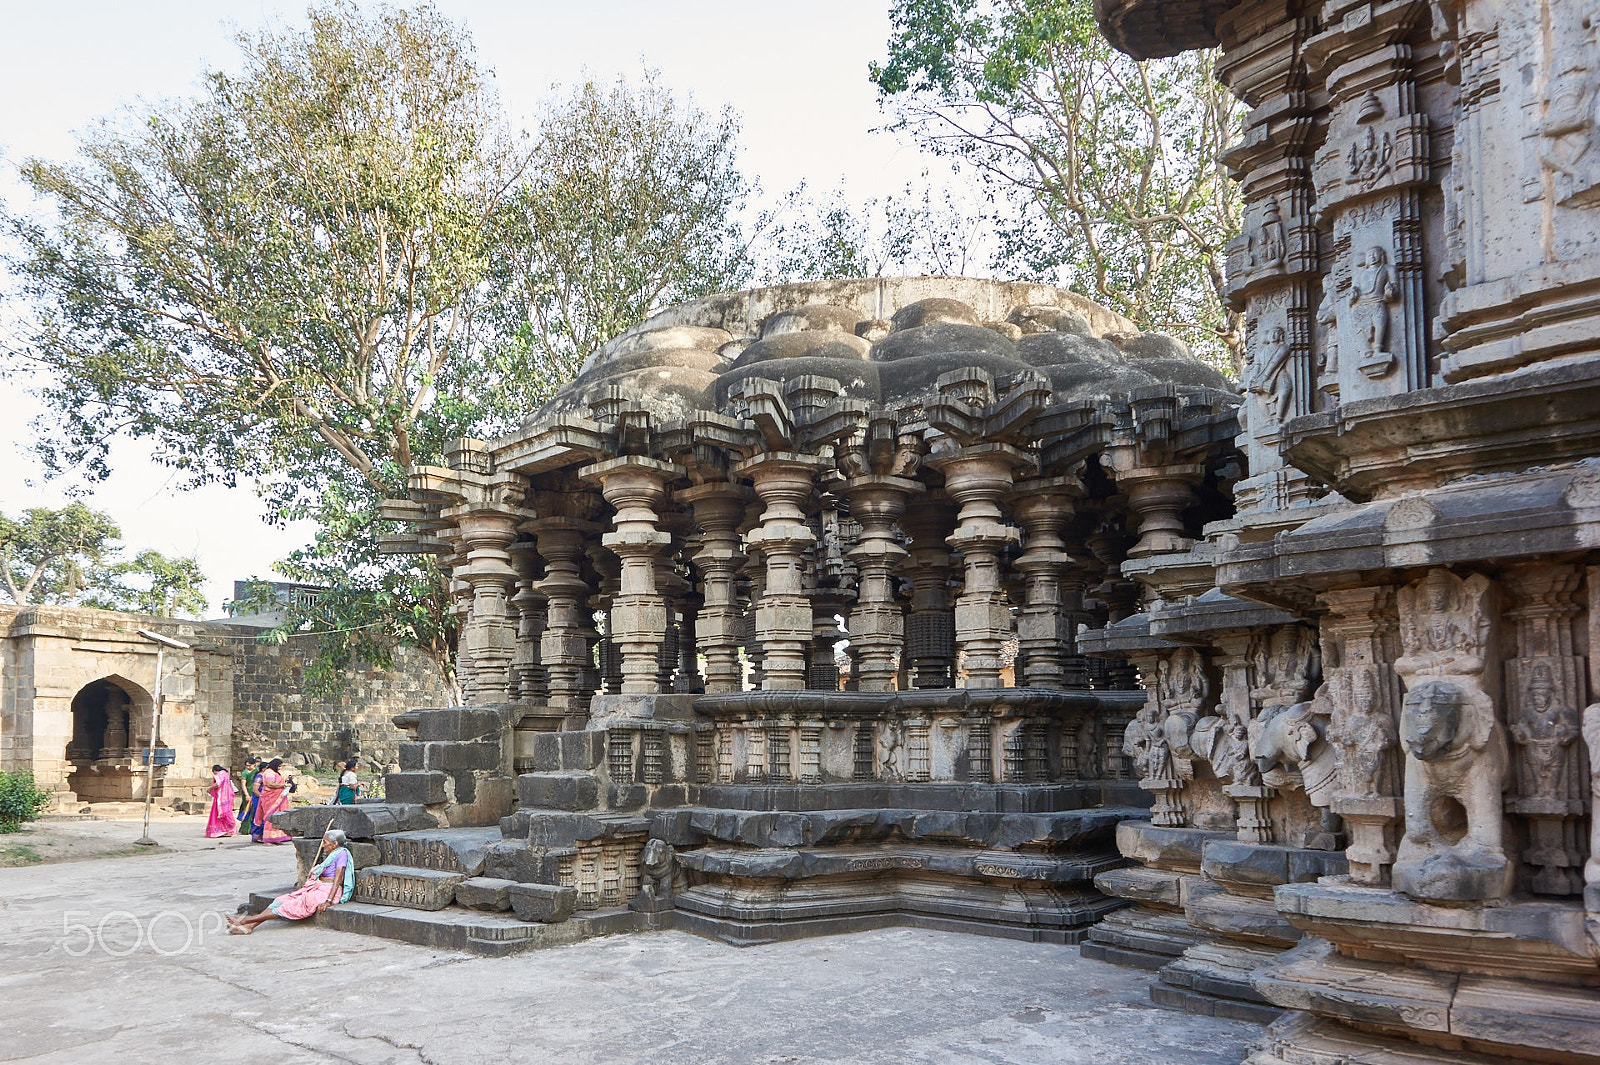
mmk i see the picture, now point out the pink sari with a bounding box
[253,769,293,844]
[206,769,237,837]
[268,847,352,920]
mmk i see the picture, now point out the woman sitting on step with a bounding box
[227,829,355,935]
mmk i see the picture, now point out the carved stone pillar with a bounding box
[737,453,823,690]
[1113,463,1202,559]
[1319,585,1404,886]
[675,596,702,694]
[929,444,1027,689]
[583,457,680,695]
[531,519,599,725]
[508,542,547,704]
[589,544,623,695]
[457,512,520,704]
[807,595,843,691]
[1503,563,1585,896]
[902,496,957,689]
[844,474,920,692]
[1012,477,1082,690]
[1211,635,1266,842]
[679,482,752,694]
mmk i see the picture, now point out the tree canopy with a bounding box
[871,0,1244,371]
[3,4,760,696]
[0,503,206,617]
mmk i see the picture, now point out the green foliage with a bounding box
[0,771,52,832]
[871,0,1245,371]
[85,549,209,618]
[756,177,989,284]
[237,476,457,700]
[5,6,758,696]
[0,502,121,605]
[0,504,208,616]
[487,71,755,413]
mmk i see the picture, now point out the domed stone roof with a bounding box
[527,276,1234,429]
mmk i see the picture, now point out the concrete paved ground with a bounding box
[1,818,1265,1064]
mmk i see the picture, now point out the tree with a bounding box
[5,7,760,696]
[487,72,754,412]
[871,0,1244,371]
[0,505,207,617]
[5,2,516,694]
[86,550,209,618]
[0,503,121,605]
[756,177,991,284]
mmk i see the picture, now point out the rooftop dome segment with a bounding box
[525,276,1233,430]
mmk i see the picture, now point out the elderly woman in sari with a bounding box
[227,829,355,935]
[251,758,293,845]
[205,764,237,837]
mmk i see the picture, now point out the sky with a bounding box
[0,0,950,616]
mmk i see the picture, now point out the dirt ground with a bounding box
[0,814,248,867]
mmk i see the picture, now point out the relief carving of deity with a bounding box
[1348,245,1400,379]
[1246,326,1294,425]
[1348,122,1395,190]
[1248,199,1288,272]
[1327,665,1399,801]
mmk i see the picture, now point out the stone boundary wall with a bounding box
[227,632,446,773]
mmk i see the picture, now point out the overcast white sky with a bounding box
[0,0,949,615]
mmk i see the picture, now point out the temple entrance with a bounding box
[65,677,148,802]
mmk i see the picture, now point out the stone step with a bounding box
[374,827,502,875]
[247,888,645,956]
[515,772,601,811]
[354,865,467,910]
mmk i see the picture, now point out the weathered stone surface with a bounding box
[455,876,518,912]
[507,882,578,923]
[354,865,467,911]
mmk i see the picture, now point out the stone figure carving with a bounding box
[1394,679,1510,900]
[1250,700,1337,808]
[1327,666,1399,801]
[877,719,904,781]
[1348,246,1399,379]
[1508,662,1584,894]
[1249,199,1288,270]
[1392,569,1510,901]
[1253,625,1320,706]
[1315,273,1339,380]
[1583,702,1600,933]
[634,838,675,911]
[1540,52,1600,208]
[1246,326,1294,424]
[1156,648,1209,779]
[1348,123,1394,190]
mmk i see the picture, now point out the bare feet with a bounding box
[228,923,254,935]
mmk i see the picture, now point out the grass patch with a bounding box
[0,843,43,866]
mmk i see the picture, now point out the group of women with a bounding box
[203,757,362,841]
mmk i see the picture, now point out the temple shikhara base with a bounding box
[253,1,1600,1061]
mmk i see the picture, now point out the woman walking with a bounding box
[227,829,355,934]
[251,758,293,845]
[238,757,260,825]
[335,760,360,805]
[205,764,238,837]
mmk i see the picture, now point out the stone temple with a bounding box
[260,1,1600,1061]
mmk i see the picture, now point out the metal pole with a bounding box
[135,645,164,847]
